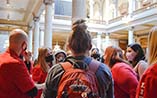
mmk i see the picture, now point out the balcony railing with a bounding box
[54,15,71,20]
[53,2,157,26]
[108,2,157,24]
[87,19,106,24]
[54,15,106,25]
[132,3,157,16]
[108,16,124,24]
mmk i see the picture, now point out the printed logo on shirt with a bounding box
[139,82,145,98]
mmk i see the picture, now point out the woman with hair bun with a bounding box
[42,19,114,98]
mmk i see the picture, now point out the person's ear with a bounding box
[89,44,92,50]
[21,41,27,51]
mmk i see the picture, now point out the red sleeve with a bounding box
[32,66,47,83]
[136,72,157,98]
[32,66,42,82]
[11,62,35,93]
[117,66,138,98]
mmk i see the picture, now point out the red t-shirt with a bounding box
[136,63,157,98]
[0,49,35,98]
[111,62,138,98]
[32,65,47,98]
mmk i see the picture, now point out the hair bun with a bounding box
[72,19,87,31]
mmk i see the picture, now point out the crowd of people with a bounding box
[0,19,156,98]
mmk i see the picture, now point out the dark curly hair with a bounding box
[127,43,145,67]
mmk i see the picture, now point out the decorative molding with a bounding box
[0,19,27,26]
[118,2,128,15]
[142,0,152,6]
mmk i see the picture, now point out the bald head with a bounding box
[9,29,28,45]
[9,29,28,56]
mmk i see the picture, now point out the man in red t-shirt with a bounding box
[0,29,37,98]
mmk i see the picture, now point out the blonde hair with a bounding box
[148,26,157,66]
[37,47,50,73]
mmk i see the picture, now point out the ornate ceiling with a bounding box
[0,0,156,50]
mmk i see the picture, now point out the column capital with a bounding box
[28,25,32,29]
[43,0,53,5]
[128,26,135,31]
[28,25,33,31]
[33,17,40,22]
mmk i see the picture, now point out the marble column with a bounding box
[39,29,44,47]
[128,0,136,14]
[128,27,134,45]
[72,0,86,23]
[28,26,33,52]
[89,0,94,19]
[113,0,118,18]
[97,32,102,53]
[33,17,40,60]
[105,0,110,23]
[44,0,53,48]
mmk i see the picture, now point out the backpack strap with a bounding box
[60,62,72,71]
[88,60,100,73]
[60,58,100,73]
